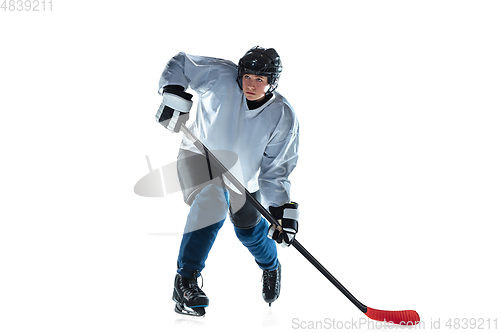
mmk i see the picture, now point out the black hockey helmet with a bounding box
[237,46,282,94]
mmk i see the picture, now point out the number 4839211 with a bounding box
[1,0,52,11]
[445,318,498,330]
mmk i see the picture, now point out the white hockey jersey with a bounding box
[158,52,299,208]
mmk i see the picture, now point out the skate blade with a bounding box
[174,302,206,317]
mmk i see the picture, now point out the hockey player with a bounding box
[156,46,300,316]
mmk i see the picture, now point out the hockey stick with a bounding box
[179,123,420,325]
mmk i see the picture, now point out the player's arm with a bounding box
[259,109,300,245]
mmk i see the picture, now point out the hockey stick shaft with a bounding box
[180,124,367,312]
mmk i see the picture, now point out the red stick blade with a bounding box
[365,307,420,326]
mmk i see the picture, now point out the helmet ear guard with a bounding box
[237,46,282,94]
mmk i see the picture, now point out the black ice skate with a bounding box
[172,271,209,317]
[262,262,281,306]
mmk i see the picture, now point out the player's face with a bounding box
[242,74,270,102]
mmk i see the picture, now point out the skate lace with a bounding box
[262,269,277,289]
[184,270,204,297]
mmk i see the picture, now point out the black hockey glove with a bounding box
[156,85,193,133]
[268,202,299,247]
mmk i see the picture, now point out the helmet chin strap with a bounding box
[266,79,278,94]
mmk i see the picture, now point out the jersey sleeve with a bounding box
[258,107,300,208]
[158,52,236,95]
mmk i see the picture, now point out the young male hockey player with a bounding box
[156,46,300,316]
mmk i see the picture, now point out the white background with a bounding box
[1,1,499,332]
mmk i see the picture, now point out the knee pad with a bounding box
[229,191,261,229]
